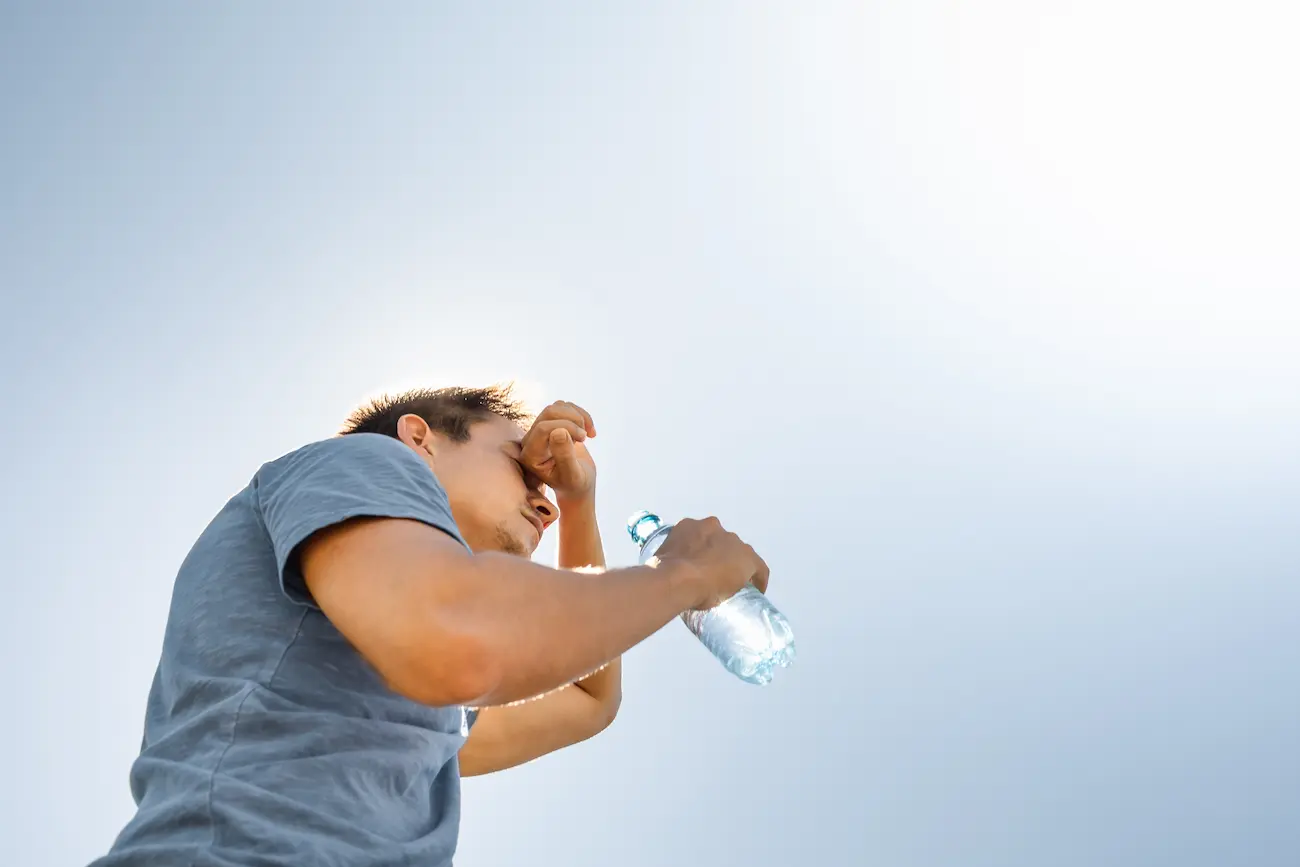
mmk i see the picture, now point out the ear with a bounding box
[396,414,438,457]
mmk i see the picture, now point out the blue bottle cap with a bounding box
[626,510,664,546]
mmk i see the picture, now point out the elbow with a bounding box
[593,689,621,734]
[605,688,623,727]
[564,687,620,747]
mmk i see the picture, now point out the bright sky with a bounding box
[2,3,1298,865]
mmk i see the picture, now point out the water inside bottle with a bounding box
[628,511,795,684]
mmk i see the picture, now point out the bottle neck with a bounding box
[627,511,666,546]
[638,524,673,563]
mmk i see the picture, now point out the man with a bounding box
[92,385,770,866]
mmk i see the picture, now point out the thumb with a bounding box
[549,426,576,463]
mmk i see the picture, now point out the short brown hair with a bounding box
[340,384,531,442]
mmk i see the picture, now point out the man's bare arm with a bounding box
[300,516,696,708]
[459,495,618,776]
[557,497,619,711]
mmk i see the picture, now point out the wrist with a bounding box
[555,490,597,514]
[645,557,704,612]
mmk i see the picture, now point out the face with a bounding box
[399,413,557,556]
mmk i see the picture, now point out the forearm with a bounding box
[450,552,692,708]
[555,496,620,711]
[457,496,624,776]
[459,683,613,776]
[556,495,606,570]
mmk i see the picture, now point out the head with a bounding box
[340,385,557,557]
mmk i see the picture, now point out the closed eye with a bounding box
[512,458,546,494]
[504,441,547,494]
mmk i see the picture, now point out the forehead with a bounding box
[471,414,528,447]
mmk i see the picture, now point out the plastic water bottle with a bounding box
[627,510,795,685]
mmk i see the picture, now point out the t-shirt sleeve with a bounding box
[253,433,467,608]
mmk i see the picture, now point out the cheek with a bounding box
[461,468,527,516]
[493,468,529,507]
[439,453,528,523]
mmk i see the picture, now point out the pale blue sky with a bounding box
[2,3,1298,865]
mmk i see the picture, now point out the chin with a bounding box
[492,525,535,558]
[505,539,535,558]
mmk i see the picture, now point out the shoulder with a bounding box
[251,433,466,562]
[252,434,448,502]
[258,433,423,477]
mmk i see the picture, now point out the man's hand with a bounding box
[461,402,616,776]
[652,517,771,610]
[519,400,598,503]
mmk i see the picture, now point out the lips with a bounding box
[522,511,545,539]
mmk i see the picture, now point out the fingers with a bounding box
[548,426,577,464]
[574,404,597,438]
[719,526,769,595]
[536,400,596,438]
[520,417,586,461]
[697,517,768,594]
[748,546,770,595]
[531,419,587,444]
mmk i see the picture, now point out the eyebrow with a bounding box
[504,440,546,490]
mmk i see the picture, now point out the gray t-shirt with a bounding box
[92,433,477,867]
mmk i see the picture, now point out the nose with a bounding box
[529,492,558,529]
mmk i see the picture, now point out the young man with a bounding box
[91,385,770,867]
